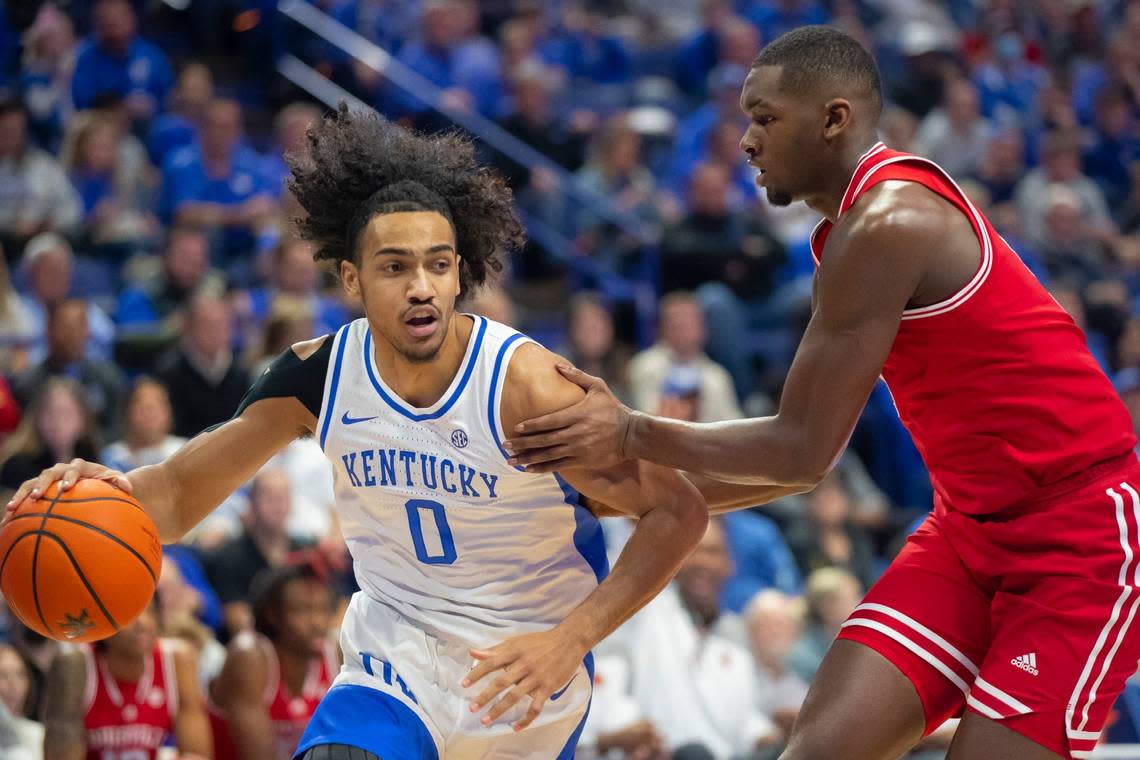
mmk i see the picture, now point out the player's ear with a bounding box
[340,259,361,299]
[822,98,853,140]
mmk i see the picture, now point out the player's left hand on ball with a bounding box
[463,626,587,731]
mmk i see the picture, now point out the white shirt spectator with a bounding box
[599,585,776,758]
[0,148,81,236]
[267,437,336,541]
[629,346,742,422]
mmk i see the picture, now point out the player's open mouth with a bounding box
[405,314,439,338]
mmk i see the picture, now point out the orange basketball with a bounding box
[0,478,161,642]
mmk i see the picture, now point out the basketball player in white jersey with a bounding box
[4,106,711,760]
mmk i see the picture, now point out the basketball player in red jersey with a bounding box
[503,26,1140,760]
[42,597,213,759]
[211,559,338,760]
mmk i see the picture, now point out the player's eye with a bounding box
[432,259,452,272]
[384,261,403,273]
[754,115,775,126]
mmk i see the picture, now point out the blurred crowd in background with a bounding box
[1,0,1140,757]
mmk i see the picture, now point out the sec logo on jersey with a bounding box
[451,429,468,448]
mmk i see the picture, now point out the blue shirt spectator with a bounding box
[389,1,503,118]
[158,99,276,264]
[721,509,802,612]
[743,0,829,46]
[538,26,632,85]
[1083,87,1140,214]
[971,34,1048,126]
[70,0,174,124]
[146,62,215,167]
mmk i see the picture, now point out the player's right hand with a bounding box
[3,459,132,520]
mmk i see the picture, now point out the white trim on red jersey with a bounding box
[839,153,995,321]
[159,639,179,721]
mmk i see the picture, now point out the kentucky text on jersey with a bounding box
[339,448,500,499]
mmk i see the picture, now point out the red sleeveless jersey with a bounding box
[810,142,1137,515]
[211,632,338,760]
[81,640,178,760]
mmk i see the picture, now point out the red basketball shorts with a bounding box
[837,454,1140,758]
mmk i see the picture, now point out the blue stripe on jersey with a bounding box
[556,473,609,583]
[293,684,438,760]
[487,331,527,463]
[555,652,595,760]
[362,317,487,422]
[318,326,350,450]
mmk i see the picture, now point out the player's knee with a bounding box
[296,743,382,760]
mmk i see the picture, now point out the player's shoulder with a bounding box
[290,334,332,362]
[223,631,271,676]
[501,342,584,428]
[841,180,960,246]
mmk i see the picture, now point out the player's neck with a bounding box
[104,648,146,683]
[373,314,473,408]
[274,641,312,697]
[804,138,881,221]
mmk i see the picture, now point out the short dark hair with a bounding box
[287,103,521,296]
[251,554,330,640]
[752,25,882,118]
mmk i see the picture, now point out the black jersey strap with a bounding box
[234,334,334,420]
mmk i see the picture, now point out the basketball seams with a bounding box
[30,489,63,636]
[36,531,119,632]
[2,512,158,582]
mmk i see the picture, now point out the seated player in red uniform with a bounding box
[42,597,212,760]
[504,25,1140,760]
[210,557,338,760]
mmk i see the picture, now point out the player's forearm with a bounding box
[685,473,815,514]
[558,492,707,649]
[43,721,86,760]
[626,413,820,486]
[175,708,214,757]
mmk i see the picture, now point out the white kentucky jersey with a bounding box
[315,315,609,646]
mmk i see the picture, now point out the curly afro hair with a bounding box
[286,103,523,296]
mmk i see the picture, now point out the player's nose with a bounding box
[407,265,435,299]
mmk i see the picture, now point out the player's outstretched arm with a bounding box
[212,632,274,759]
[170,639,213,759]
[464,343,708,731]
[42,647,87,760]
[506,189,933,488]
[4,337,327,542]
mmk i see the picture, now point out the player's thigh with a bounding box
[834,514,992,728]
[967,573,1140,759]
[947,712,1063,760]
[781,639,927,760]
[784,517,993,760]
[964,471,1140,759]
[297,744,383,760]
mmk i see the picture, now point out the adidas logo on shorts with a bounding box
[1011,652,1039,676]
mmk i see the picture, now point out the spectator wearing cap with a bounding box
[0,99,82,254]
[629,291,742,422]
[17,233,115,362]
[158,99,277,268]
[70,0,173,123]
[1016,130,1116,249]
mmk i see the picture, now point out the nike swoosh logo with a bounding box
[550,674,577,701]
[341,411,378,425]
